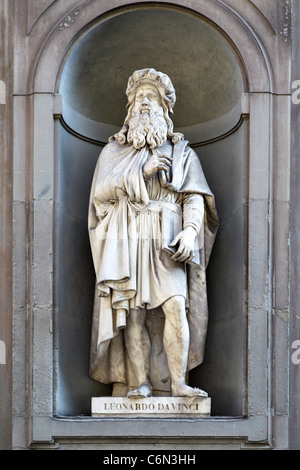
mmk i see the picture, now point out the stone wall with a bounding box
[0,0,298,450]
[0,0,13,451]
[290,0,300,450]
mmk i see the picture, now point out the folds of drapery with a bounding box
[88,140,219,391]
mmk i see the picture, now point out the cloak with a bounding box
[88,139,218,394]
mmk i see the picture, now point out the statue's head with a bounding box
[109,68,184,149]
[125,68,176,115]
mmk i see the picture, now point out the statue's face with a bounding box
[131,84,164,117]
[127,84,168,149]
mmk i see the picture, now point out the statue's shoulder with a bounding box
[181,139,198,157]
[99,140,125,158]
[180,139,191,150]
[172,139,194,156]
[102,139,122,152]
[172,139,203,171]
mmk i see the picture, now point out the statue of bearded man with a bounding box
[88,68,219,399]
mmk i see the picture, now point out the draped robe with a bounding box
[88,138,218,394]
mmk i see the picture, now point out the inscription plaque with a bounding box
[91,396,211,418]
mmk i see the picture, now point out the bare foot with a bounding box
[127,383,152,399]
[172,383,208,398]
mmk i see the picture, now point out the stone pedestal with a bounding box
[91,396,211,418]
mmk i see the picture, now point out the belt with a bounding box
[134,200,181,215]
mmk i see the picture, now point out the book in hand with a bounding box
[161,206,200,266]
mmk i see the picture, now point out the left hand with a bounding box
[143,152,172,181]
[169,226,197,263]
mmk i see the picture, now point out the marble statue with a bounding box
[88,68,219,399]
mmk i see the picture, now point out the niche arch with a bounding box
[26,0,276,444]
[56,4,246,417]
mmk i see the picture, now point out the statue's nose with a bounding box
[141,96,150,105]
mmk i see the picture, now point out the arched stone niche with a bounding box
[57,4,246,417]
[22,0,281,446]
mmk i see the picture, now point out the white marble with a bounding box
[91,396,211,418]
[88,69,218,399]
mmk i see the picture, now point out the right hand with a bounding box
[143,152,172,182]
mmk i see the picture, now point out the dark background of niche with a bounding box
[57,6,246,417]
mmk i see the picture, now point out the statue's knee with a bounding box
[163,296,186,318]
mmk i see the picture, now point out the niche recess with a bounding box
[57,5,246,417]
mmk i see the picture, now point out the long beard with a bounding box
[127,110,168,150]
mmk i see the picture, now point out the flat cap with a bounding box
[126,68,176,112]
